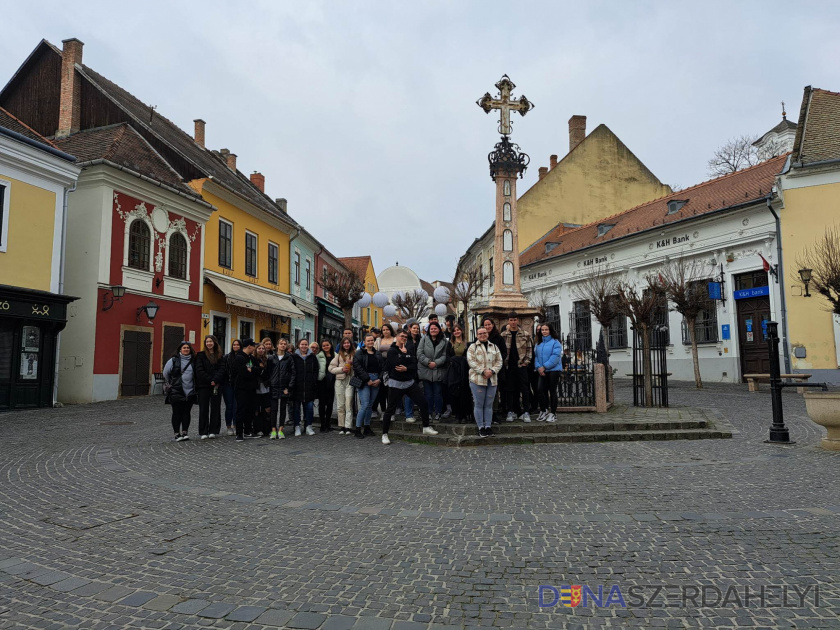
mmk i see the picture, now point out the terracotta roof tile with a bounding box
[337,256,371,279]
[521,154,788,267]
[792,87,840,164]
[0,106,57,147]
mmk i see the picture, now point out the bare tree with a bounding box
[616,276,663,407]
[659,256,712,389]
[452,265,482,337]
[317,268,365,330]
[392,289,431,323]
[796,226,840,315]
[573,265,622,348]
[707,134,760,177]
[528,290,550,323]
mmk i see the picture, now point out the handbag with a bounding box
[349,375,364,389]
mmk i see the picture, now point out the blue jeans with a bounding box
[470,382,497,428]
[423,380,443,415]
[403,394,413,417]
[292,399,314,428]
[356,374,379,428]
[222,384,236,427]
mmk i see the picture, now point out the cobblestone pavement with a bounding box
[0,382,838,629]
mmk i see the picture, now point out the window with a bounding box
[735,270,769,291]
[294,328,301,344]
[0,182,8,252]
[245,232,257,277]
[489,257,494,286]
[219,219,232,268]
[240,319,252,340]
[294,251,301,285]
[168,232,187,279]
[503,179,511,196]
[667,200,687,215]
[305,259,311,291]
[268,242,279,284]
[128,220,151,270]
[571,300,592,350]
[597,224,615,237]
[608,313,628,349]
[545,242,561,254]
[643,288,671,345]
[503,202,511,222]
[503,261,514,285]
[681,280,719,344]
[212,315,228,350]
[374,311,379,326]
[503,229,513,251]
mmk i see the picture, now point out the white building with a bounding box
[520,155,790,383]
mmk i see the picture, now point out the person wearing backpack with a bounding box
[163,341,197,442]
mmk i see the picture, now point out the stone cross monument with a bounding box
[476,75,539,322]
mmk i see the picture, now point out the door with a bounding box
[162,325,184,364]
[213,315,228,351]
[737,297,772,377]
[121,330,152,396]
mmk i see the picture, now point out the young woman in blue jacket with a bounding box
[534,323,563,423]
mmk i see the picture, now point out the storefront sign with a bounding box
[582,256,608,267]
[733,286,770,300]
[708,282,722,300]
[721,324,730,340]
[654,233,691,249]
[527,271,549,280]
[0,298,66,320]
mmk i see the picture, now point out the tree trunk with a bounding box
[642,324,653,407]
[688,317,702,389]
[343,308,353,333]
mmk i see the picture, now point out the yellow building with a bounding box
[778,86,840,383]
[0,108,80,409]
[339,256,383,331]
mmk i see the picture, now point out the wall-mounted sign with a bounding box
[582,255,608,267]
[527,271,549,280]
[721,324,730,340]
[733,285,770,300]
[654,233,691,249]
[708,282,722,300]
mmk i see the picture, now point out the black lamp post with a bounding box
[101,285,126,311]
[765,321,795,444]
[798,268,813,297]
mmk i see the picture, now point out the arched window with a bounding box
[128,220,151,270]
[503,202,511,222]
[503,229,513,251]
[168,232,187,279]
[503,180,511,196]
[503,261,514,285]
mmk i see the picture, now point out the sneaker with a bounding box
[371,411,380,419]
[269,429,278,440]
[355,429,365,439]
[506,412,516,422]
[442,406,452,419]
[520,412,531,423]
[306,426,316,436]
[338,429,346,436]
[277,429,285,439]
[477,427,487,438]
[546,413,557,423]
[422,426,439,436]
[382,434,391,445]
[181,434,190,441]
[226,428,235,436]
[536,411,547,422]
[208,434,216,439]
[200,435,208,440]
[486,427,494,436]
[294,427,302,437]
[244,433,254,439]
[174,434,182,442]
[405,416,416,424]
[364,426,375,437]
[236,437,244,442]
[256,432,263,437]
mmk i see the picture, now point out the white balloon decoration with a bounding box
[433,286,450,303]
[416,289,429,302]
[356,292,372,308]
[434,303,448,317]
[390,290,404,302]
[383,304,397,317]
[372,292,389,308]
[457,282,469,295]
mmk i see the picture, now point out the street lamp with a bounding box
[136,300,160,322]
[798,268,813,297]
[101,285,126,311]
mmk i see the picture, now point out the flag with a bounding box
[758,254,770,272]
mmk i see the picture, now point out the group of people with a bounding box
[162,311,565,444]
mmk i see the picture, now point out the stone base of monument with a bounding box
[356,404,733,447]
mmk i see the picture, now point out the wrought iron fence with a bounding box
[632,325,669,408]
[556,332,596,407]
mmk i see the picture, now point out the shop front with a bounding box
[317,297,345,347]
[0,285,77,410]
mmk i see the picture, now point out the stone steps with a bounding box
[370,418,710,435]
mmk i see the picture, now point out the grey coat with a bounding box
[417,335,451,382]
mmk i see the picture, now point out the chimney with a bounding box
[538,166,548,180]
[569,115,586,153]
[275,198,287,213]
[57,38,84,138]
[250,171,265,192]
[193,119,206,147]
[549,154,558,169]
[226,152,237,171]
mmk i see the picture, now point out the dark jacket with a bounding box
[319,351,337,392]
[233,352,263,391]
[487,329,507,360]
[224,350,240,387]
[405,334,422,377]
[164,354,196,403]
[353,348,384,386]
[194,352,225,389]
[384,343,417,383]
[269,352,296,398]
[292,349,319,402]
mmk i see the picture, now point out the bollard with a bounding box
[765,322,796,444]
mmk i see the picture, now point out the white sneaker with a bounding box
[546,413,557,423]
[226,428,235,436]
[208,434,216,439]
[521,412,531,423]
[294,427,302,437]
[536,411,546,422]
[422,426,439,436]
[305,426,316,436]
[442,406,452,418]
[200,435,208,440]
[506,412,516,422]
[405,416,416,423]
[382,434,391,445]
[371,411,379,419]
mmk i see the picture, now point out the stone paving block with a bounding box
[197,602,236,618]
[428,625,462,630]
[442,512,465,520]
[488,513,512,522]
[69,581,112,597]
[4,562,40,576]
[50,577,91,593]
[288,611,328,629]
[321,616,358,630]
[393,622,428,630]
[142,594,184,611]
[93,585,135,602]
[226,605,268,622]
[352,617,393,630]
[0,558,26,570]
[171,598,212,614]
[29,571,72,586]
[254,609,295,627]
[118,591,158,607]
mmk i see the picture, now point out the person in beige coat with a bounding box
[329,337,356,435]
[466,327,503,437]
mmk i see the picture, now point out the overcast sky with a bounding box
[3,1,839,283]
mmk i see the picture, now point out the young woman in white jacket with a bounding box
[329,337,356,435]
[466,327,503,438]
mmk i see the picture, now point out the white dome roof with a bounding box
[377,265,423,293]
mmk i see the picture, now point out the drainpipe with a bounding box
[53,180,77,406]
[767,196,792,374]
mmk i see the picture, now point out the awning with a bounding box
[294,298,319,317]
[317,298,345,320]
[207,276,305,318]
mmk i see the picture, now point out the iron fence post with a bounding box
[765,321,795,444]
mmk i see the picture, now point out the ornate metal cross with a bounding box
[476,75,534,136]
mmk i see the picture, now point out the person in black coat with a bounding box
[222,339,242,435]
[291,338,319,436]
[233,338,262,441]
[268,338,296,439]
[194,335,226,439]
[352,334,384,438]
[317,339,336,432]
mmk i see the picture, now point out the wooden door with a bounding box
[121,330,152,396]
[737,297,772,377]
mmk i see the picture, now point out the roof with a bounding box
[53,123,197,196]
[419,279,435,295]
[754,117,797,146]
[338,256,371,279]
[521,154,788,267]
[0,106,57,147]
[792,87,840,164]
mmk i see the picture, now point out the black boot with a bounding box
[355,428,365,439]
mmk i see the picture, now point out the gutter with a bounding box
[78,159,216,209]
[766,196,792,374]
[791,157,840,170]
[52,179,77,406]
[0,125,76,162]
